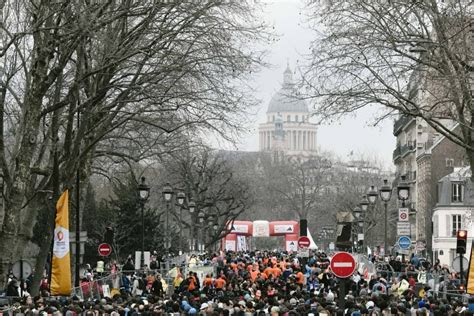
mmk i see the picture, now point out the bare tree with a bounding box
[302,0,473,172]
[0,0,270,289]
[161,146,252,251]
[270,155,332,221]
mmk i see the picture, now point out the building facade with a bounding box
[258,66,317,156]
[432,167,473,267]
[393,114,465,257]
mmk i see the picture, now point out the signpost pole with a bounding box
[338,277,346,308]
[20,259,23,298]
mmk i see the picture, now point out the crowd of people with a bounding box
[1,251,474,315]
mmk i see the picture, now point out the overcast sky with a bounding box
[220,0,396,170]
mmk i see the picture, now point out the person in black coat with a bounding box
[6,279,19,297]
[151,274,163,297]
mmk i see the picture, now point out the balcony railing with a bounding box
[401,141,416,157]
[393,115,414,135]
[393,145,401,161]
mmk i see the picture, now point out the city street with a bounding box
[0,0,473,314]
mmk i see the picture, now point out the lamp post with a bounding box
[353,206,362,253]
[137,177,150,268]
[176,192,186,254]
[379,179,392,258]
[188,199,196,251]
[364,186,378,255]
[197,209,205,251]
[396,176,410,258]
[359,195,369,248]
[162,183,174,253]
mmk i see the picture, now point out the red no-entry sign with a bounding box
[298,236,311,249]
[330,252,356,278]
[98,243,112,257]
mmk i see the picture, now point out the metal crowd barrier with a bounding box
[70,262,218,301]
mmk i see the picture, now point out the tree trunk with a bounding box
[30,196,56,296]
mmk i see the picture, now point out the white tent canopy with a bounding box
[307,229,318,250]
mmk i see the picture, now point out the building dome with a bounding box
[266,66,308,114]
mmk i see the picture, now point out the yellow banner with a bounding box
[467,241,474,294]
[50,190,71,296]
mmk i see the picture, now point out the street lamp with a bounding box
[379,179,392,257]
[188,199,196,250]
[162,183,174,251]
[353,206,362,219]
[360,195,369,212]
[352,207,363,253]
[367,185,378,205]
[137,177,150,268]
[188,199,196,213]
[176,192,186,254]
[397,176,410,207]
[198,209,205,251]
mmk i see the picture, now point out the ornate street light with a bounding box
[188,199,196,213]
[360,195,369,212]
[353,206,362,219]
[198,210,205,223]
[137,177,150,268]
[378,179,393,258]
[367,185,378,205]
[176,192,186,253]
[162,183,174,202]
[380,179,393,202]
[397,175,410,206]
[162,183,174,251]
[138,177,150,201]
[176,192,186,206]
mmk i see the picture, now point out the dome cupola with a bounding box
[266,65,308,114]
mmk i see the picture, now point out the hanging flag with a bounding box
[467,241,474,294]
[51,190,71,296]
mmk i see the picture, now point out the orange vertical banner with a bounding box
[50,190,71,296]
[467,240,474,295]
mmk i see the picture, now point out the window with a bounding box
[452,183,464,202]
[272,115,275,122]
[446,158,454,167]
[295,115,298,122]
[287,115,290,122]
[452,214,462,236]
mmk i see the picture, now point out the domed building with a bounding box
[258,65,317,155]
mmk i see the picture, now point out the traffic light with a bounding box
[456,230,467,254]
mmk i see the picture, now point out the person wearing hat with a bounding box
[199,302,209,313]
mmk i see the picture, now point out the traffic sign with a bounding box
[330,252,357,278]
[11,260,32,280]
[452,255,469,273]
[398,236,411,250]
[298,236,311,249]
[398,208,409,221]
[397,222,411,236]
[98,243,112,257]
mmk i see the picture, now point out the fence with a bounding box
[373,266,470,302]
[70,262,218,301]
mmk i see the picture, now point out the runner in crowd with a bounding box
[1,251,473,315]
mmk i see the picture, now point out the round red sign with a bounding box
[330,252,356,278]
[98,243,112,257]
[298,236,311,249]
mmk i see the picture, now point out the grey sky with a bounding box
[223,0,396,169]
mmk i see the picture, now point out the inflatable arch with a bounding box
[222,220,300,252]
